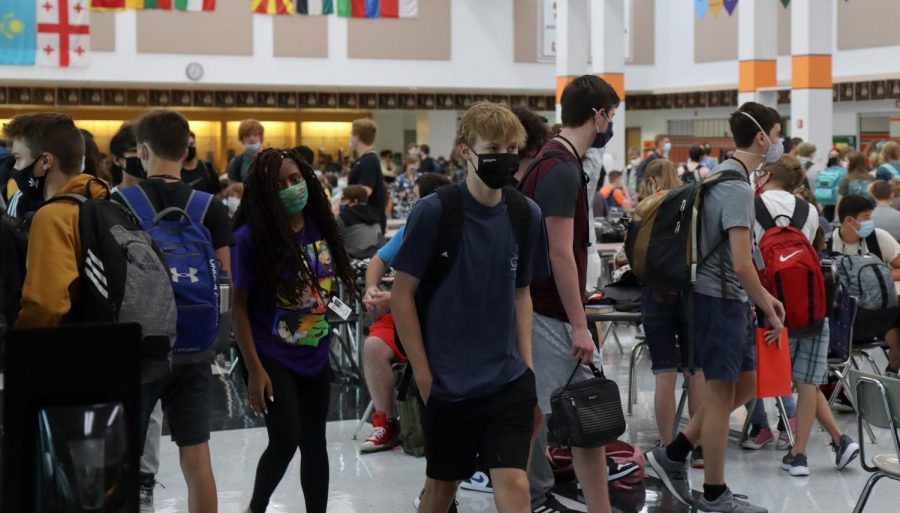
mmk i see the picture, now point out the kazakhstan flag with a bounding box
[0,0,36,65]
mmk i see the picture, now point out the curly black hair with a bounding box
[234,148,359,306]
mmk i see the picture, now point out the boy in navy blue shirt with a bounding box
[392,102,550,513]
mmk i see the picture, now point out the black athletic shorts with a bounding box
[141,361,213,448]
[424,369,536,481]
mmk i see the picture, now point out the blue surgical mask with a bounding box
[663,142,672,154]
[245,142,261,154]
[739,111,784,163]
[856,219,875,238]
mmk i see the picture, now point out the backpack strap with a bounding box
[427,184,464,290]
[503,189,531,282]
[754,196,777,231]
[118,186,158,229]
[184,190,213,226]
[865,231,883,261]
[789,198,811,231]
[516,150,570,192]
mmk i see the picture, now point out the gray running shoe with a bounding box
[698,488,767,513]
[647,446,694,506]
[832,434,860,470]
[781,452,810,477]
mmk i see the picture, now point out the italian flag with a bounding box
[252,0,294,14]
[337,0,417,18]
[174,0,216,10]
[297,0,334,15]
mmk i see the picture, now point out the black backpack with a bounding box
[0,209,30,343]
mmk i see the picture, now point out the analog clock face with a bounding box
[186,62,204,81]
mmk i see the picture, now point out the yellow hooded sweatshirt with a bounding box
[16,174,109,329]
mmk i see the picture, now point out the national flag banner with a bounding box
[780,0,790,7]
[707,0,723,17]
[37,0,90,68]
[694,0,707,18]
[90,0,126,10]
[0,0,36,65]
[336,0,365,17]
[174,0,215,11]
[297,0,334,15]
[142,0,174,9]
[253,0,294,15]
[723,0,738,16]
[126,0,145,7]
[338,0,417,18]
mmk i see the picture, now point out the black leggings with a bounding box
[249,356,331,513]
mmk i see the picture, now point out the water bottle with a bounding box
[219,268,232,314]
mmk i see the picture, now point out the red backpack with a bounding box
[755,196,826,332]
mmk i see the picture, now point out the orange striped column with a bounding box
[589,0,626,169]
[737,0,778,106]
[791,0,833,167]
[555,0,590,118]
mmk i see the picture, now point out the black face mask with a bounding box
[124,156,146,179]
[186,146,197,162]
[470,150,519,190]
[592,120,614,149]
[14,157,47,203]
[109,162,124,186]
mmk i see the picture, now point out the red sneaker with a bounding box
[361,411,400,454]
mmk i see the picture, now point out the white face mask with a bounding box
[736,112,784,163]
[223,196,240,213]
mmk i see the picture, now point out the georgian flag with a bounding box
[37,0,90,68]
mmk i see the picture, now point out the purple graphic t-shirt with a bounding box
[232,218,334,376]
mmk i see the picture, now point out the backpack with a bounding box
[604,187,622,209]
[42,185,177,354]
[814,165,847,206]
[832,232,900,340]
[847,179,875,206]
[0,209,30,342]
[754,197,826,333]
[624,169,747,291]
[119,186,220,354]
[605,440,647,510]
[395,365,426,457]
[877,162,900,181]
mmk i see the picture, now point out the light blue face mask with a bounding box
[856,219,875,238]
[244,142,262,154]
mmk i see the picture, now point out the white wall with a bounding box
[371,110,417,153]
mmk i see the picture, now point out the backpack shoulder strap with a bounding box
[865,231,884,261]
[44,193,87,207]
[754,196,777,231]
[118,185,157,225]
[184,190,214,225]
[516,149,570,191]
[426,184,464,289]
[790,198,811,231]
[503,189,531,278]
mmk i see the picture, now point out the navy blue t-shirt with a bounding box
[392,182,551,402]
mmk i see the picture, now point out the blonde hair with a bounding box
[455,101,526,149]
[638,159,680,201]
[238,119,264,141]
[765,155,805,191]
[881,142,900,164]
[796,142,816,158]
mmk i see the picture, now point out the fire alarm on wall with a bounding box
[797,119,804,129]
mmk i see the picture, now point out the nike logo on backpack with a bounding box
[779,250,803,263]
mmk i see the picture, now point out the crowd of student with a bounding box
[1,71,900,513]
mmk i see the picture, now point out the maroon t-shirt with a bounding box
[519,139,590,323]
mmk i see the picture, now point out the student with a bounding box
[510,106,552,187]
[391,101,549,513]
[871,180,900,241]
[348,118,388,232]
[181,131,222,195]
[360,173,451,454]
[116,110,233,513]
[751,156,860,476]
[227,118,265,183]
[681,145,710,183]
[795,143,821,190]
[635,134,670,186]
[231,148,359,513]
[109,122,143,192]
[379,149,396,178]
[599,170,632,211]
[832,195,900,377]
[419,144,441,174]
[519,75,619,513]
[624,146,643,198]
[876,142,900,180]
[836,151,874,212]
[337,184,385,259]
[636,159,706,452]
[392,157,421,220]
[648,102,787,513]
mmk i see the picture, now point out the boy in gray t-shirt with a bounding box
[648,103,787,513]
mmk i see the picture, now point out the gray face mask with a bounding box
[737,111,784,163]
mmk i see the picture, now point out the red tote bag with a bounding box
[756,328,792,398]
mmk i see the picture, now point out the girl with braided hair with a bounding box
[231,148,358,513]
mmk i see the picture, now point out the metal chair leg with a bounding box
[627,341,646,416]
[775,396,795,448]
[672,374,690,440]
[611,323,625,354]
[740,398,757,444]
[353,399,376,440]
[861,351,882,375]
[852,473,886,513]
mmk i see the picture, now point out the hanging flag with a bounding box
[90,0,126,10]
[253,0,294,14]
[336,0,366,17]
[694,0,707,18]
[380,0,416,18]
[724,0,738,15]
[365,0,379,18]
[140,0,173,8]
[0,0,36,65]
[297,0,334,15]
[780,0,790,7]
[708,0,723,17]
[37,0,90,68]
[174,0,215,11]
[126,0,145,7]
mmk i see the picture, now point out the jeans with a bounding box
[747,395,797,429]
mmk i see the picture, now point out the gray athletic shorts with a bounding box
[533,312,605,414]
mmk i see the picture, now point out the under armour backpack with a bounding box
[755,197,826,333]
[119,186,220,354]
[43,185,177,361]
[814,165,846,207]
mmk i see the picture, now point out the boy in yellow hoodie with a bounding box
[3,112,108,329]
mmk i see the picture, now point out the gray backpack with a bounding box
[834,233,898,312]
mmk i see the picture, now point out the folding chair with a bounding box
[848,370,900,513]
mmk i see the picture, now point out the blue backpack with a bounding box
[814,165,846,206]
[119,186,220,354]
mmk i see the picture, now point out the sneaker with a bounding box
[139,474,160,513]
[647,446,694,506]
[697,488,767,513]
[691,446,705,469]
[460,471,493,493]
[413,490,458,513]
[776,417,797,451]
[607,457,640,482]
[781,452,810,477]
[831,434,860,470]
[361,411,400,454]
[532,492,576,513]
[741,427,774,450]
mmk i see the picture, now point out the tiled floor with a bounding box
[151,330,898,513]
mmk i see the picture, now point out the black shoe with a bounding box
[607,457,640,481]
[532,492,576,513]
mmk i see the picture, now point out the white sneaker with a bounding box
[459,471,493,493]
